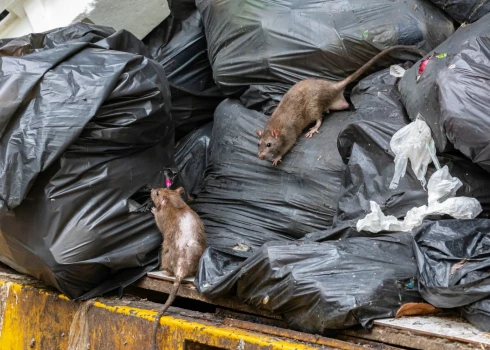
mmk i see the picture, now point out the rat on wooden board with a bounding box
[149,186,206,350]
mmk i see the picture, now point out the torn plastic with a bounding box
[428,0,490,23]
[175,123,213,198]
[0,23,176,299]
[389,65,407,78]
[333,64,430,237]
[332,66,490,239]
[399,13,490,173]
[413,219,490,308]
[197,0,454,104]
[143,10,225,139]
[197,234,422,333]
[389,116,439,190]
[357,166,482,233]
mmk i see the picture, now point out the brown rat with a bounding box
[150,187,206,350]
[256,45,424,166]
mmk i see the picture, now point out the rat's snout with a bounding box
[258,152,264,160]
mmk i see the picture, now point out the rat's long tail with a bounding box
[336,45,425,89]
[151,279,181,350]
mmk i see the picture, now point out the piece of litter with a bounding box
[389,116,436,190]
[357,166,482,233]
[233,243,251,252]
[390,65,406,78]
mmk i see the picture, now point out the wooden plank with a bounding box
[135,276,282,320]
[140,273,490,349]
[375,316,490,346]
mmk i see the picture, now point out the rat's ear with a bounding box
[175,187,185,195]
[169,195,186,209]
[255,130,262,137]
[272,128,279,138]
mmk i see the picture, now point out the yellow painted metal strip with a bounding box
[94,301,319,350]
[0,276,330,350]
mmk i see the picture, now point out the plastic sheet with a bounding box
[428,0,490,23]
[175,123,213,198]
[413,219,490,308]
[399,14,490,172]
[357,166,483,233]
[197,234,422,333]
[144,11,225,139]
[461,298,490,332]
[197,0,454,103]
[0,23,176,299]
[0,23,117,56]
[168,0,197,20]
[389,117,438,190]
[191,99,348,253]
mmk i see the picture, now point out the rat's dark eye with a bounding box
[266,143,271,147]
[156,191,160,196]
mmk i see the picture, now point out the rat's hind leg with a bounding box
[305,118,322,138]
[159,246,172,275]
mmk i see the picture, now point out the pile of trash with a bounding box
[1,0,490,336]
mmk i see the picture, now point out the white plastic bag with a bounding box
[357,166,483,233]
[389,115,439,190]
[390,65,406,78]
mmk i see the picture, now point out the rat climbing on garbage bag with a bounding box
[256,45,424,166]
[149,187,206,350]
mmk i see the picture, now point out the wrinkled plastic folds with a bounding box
[328,66,490,240]
[389,117,439,190]
[143,10,225,139]
[197,234,422,333]
[191,99,347,252]
[357,166,482,233]
[461,299,490,332]
[175,123,213,198]
[413,219,490,308]
[197,0,454,103]
[428,0,490,23]
[399,14,490,173]
[0,23,176,299]
[168,0,197,20]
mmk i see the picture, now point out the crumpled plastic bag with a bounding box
[389,116,439,190]
[357,166,482,233]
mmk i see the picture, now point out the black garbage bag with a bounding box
[0,22,116,55]
[399,14,490,173]
[428,0,490,23]
[144,11,225,140]
[168,0,197,20]
[461,298,490,332]
[197,233,422,333]
[331,65,490,237]
[0,23,175,299]
[191,98,348,254]
[175,123,213,198]
[412,220,490,309]
[197,0,454,100]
